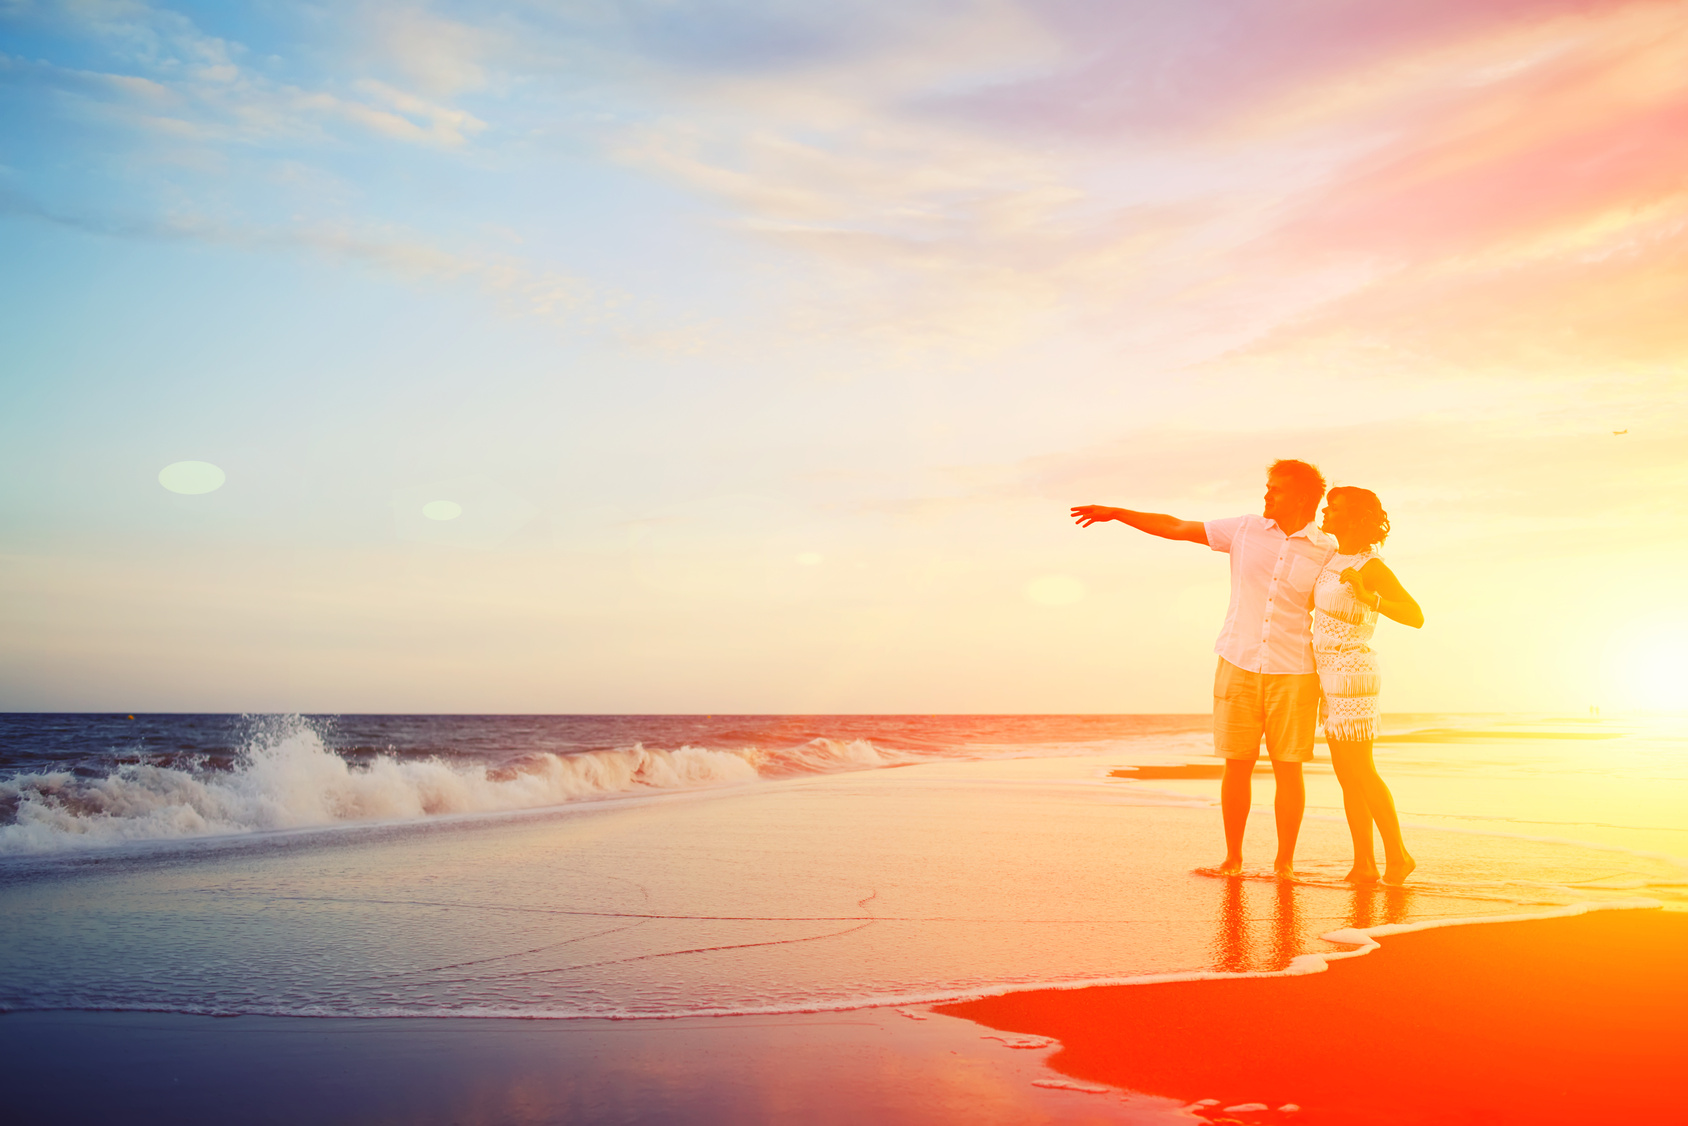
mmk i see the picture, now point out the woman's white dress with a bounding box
[1313,550,1382,742]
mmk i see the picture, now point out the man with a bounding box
[1071,459,1334,877]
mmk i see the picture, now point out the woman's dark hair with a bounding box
[1327,486,1390,546]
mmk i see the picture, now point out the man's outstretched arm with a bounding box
[1070,505,1208,544]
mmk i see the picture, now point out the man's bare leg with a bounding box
[1218,758,1254,874]
[1270,760,1304,878]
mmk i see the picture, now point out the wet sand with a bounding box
[0,1006,1180,1125]
[939,906,1688,1125]
[4,909,1680,1124]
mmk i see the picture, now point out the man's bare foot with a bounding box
[1345,864,1380,883]
[1273,861,1296,880]
[1217,855,1244,876]
[1382,854,1416,885]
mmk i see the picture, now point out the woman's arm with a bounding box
[1342,559,1424,628]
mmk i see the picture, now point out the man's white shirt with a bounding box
[1204,514,1337,675]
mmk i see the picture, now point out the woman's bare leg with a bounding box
[1330,738,1414,884]
[1328,739,1379,882]
[1362,742,1415,885]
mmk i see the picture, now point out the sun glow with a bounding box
[1610,629,1688,711]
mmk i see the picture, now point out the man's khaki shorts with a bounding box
[1213,657,1321,763]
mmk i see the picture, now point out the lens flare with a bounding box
[157,461,225,495]
[422,500,463,521]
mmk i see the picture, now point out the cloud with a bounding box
[572,0,1688,378]
[922,0,1659,140]
[360,6,498,96]
[1262,5,1688,255]
[0,185,720,347]
[12,0,1688,380]
[0,1,1317,363]
[6,0,486,148]
[1185,3,1688,388]
[617,0,885,72]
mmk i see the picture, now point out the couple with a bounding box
[1072,459,1424,884]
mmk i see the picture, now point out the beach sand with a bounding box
[940,906,1688,1125]
[3,908,1678,1124]
[0,1006,1183,1125]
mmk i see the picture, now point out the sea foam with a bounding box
[0,719,905,854]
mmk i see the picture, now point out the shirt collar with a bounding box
[1262,515,1331,544]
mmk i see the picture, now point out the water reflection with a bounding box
[1209,877,1302,973]
[1211,878,1416,973]
[1214,877,1248,973]
[1346,883,1413,931]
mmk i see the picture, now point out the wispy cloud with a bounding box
[1196,2,1688,388]
[0,186,719,348]
[10,0,1688,378]
[567,0,1688,378]
[5,0,486,147]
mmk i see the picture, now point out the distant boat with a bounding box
[1613,429,1628,435]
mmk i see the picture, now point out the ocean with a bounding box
[1,713,1683,1022]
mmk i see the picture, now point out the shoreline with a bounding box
[4,908,1680,1124]
[939,905,1688,1125]
[0,898,1648,1023]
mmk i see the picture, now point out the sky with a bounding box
[2,0,1686,714]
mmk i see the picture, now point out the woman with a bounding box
[1314,487,1424,885]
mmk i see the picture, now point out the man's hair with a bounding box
[1325,486,1391,546]
[1267,458,1327,502]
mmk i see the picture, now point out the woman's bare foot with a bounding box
[1217,854,1244,876]
[1273,861,1296,880]
[1344,864,1380,883]
[1382,853,1416,885]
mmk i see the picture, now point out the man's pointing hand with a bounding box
[1071,505,1120,527]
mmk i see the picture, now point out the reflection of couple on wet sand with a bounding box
[1072,459,1424,884]
[1211,868,1413,976]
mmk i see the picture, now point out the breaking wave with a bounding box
[0,718,911,855]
